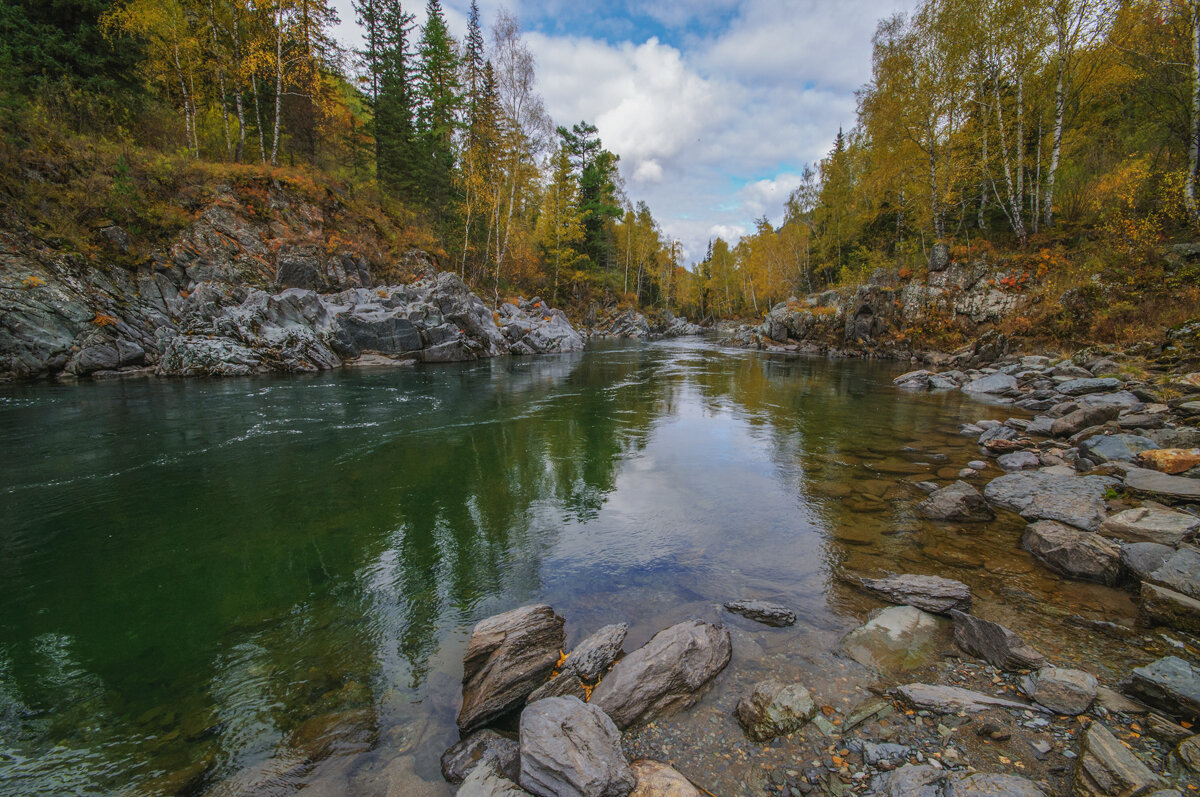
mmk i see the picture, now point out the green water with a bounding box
[0,340,1142,796]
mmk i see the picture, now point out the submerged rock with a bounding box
[984,471,1115,531]
[1125,656,1200,719]
[589,620,731,730]
[518,697,634,797]
[916,481,995,521]
[1021,520,1122,585]
[734,679,817,742]
[457,604,566,732]
[723,599,797,627]
[841,606,949,673]
[894,683,1043,714]
[442,730,521,785]
[1023,667,1098,715]
[1073,723,1160,797]
[857,574,972,614]
[950,610,1046,671]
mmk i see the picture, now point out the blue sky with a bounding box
[330,0,917,261]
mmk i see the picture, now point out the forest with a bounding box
[1,0,1198,330]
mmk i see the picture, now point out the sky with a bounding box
[329,0,916,262]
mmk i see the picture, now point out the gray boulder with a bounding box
[564,624,628,683]
[1124,656,1200,719]
[443,729,521,785]
[733,679,817,742]
[1125,468,1200,503]
[842,605,950,674]
[518,697,634,797]
[1101,507,1200,546]
[984,471,1115,531]
[1146,546,1200,600]
[917,481,995,522]
[628,760,700,796]
[964,373,1019,395]
[1078,391,1144,411]
[861,741,911,768]
[589,620,731,729]
[871,765,1047,796]
[1140,583,1200,634]
[1079,434,1157,464]
[1058,377,1123,396]
[1023,667,1098,714]
[929,242,950,272]
[527,672,587,704]
[1021,520,1121,585]
[1121,543,1176,581]
[723,599,797,627]
[950,610,1046,671]
[457,605,566,732]
[458,758,531,797]
[997,451,1041,471]
[857,574,972,614]
[1050,405,1122,438]
[1073,723,1160,797]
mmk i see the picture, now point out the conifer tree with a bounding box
[416,0,462,227]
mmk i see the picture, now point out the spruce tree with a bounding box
[356,0,419,200]
[416,0,462,228]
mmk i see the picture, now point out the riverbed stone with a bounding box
[1073,722,1160,797]
[1023,667,1098,714]
[1146,546,1200,599]
[997,451,1041,471]
[984,471,1114,531]
[965,372,1019,395]
[1050,405,1122,439]
[564,624,628,682]
[917,481,995,521]
[589,620,731,730]
[1100,507,1200,546]
[458,758,531,797]
[1177,735,1200,773]
[1022,520,1122,584]
[1138,449,1200,475]
[1141,582,1200,633]
[1122,543,1177,581]
[733,678,817,742]
[518,697,635,797]
[856,574,971,614]
[628,760,699,797]
[1124,468,1200,503]
[950,610,1046,671]
[1079,390,1144,411]
[869,764,1047,796]
[1079,434,1158,463]
[1125,656,1200,719]
[842,606,949,673]
[527,671,587,703]
[1059,377,1123,396]
[457,604,567,732]
[894,683,1043,714]
[723,599,797,627]
[442,730,521,785]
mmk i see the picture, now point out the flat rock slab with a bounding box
[458,604,566,732]
[723,599,797,627]
[857,574,972,614]
[1125,656,1200,719]
[842,605,950,674]
[1079,434,1158,464]
[734,679,817,742]
[1138,449,1200,475]
[1051,405,1121,438]
[1125,468,1200,503]
[1058,377,1123,396]
[916,480,995,521]
[870,765,1046,796]
[629,760,700,797]
[564,624,628,683]
[1073,722,1160,797]
[1100,507,1200,546]
[894,683,1045,714]
[984,471,1115,531]
[1022,520,1122,585]
[589,620,731,730]
[518,697,635,797]
[964,373,1019,394]
[1140,582,1200,634]
[950,610,1046,671]
[1023,667,1098,715]
[1147,546,1200,600]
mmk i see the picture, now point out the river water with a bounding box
[0,339,1146,796]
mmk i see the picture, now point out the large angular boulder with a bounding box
[984,471,1115,531]
[457,605,566,732]
[1022,521,1122,585]
[442,729,521,785]
[950,610,1046,671]
[1051,405,1122,438]
[518,697,635,797]
[916,481,995,521]
[1121,542,1176,581]
[1023,667,1098,715]
[1140,583,1200,634]
[1100,507,1199,546]
[458,758,531,797]
[857,574,972,614]
[1146,546,1200,600]
[723,599,797,627]
[1073,723,1160,797]
[629,760,699,797]
[1124,656,1200,719]
[842,606,950,674]
[734,679,817,742]
[589,620,731,730]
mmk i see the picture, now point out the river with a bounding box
[0,338,1144,795]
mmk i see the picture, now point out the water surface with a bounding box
[0,339,1142,795]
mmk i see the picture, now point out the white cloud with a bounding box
[633,160,664,183]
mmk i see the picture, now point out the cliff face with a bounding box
[0,182,581,381]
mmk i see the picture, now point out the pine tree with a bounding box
[416,0,462,227]
[557,121,621,269]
